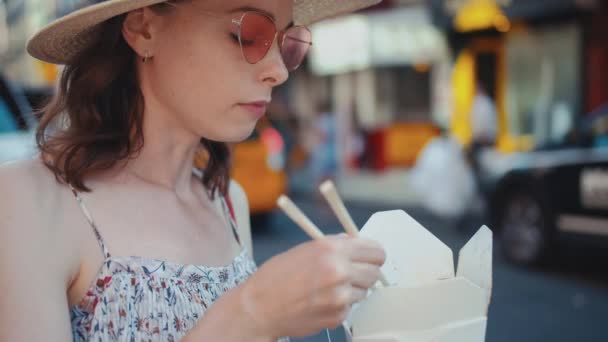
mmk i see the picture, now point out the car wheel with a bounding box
[498,191,554,266]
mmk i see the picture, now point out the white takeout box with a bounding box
[344,210,493,342]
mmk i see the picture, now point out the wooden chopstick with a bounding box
[319,180,360,236]
[319,180,391,287]
[277,195,325,240]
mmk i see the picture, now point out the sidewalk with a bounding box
[336,168,421,207]
[289,166,421,207]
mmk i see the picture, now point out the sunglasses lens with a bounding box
[239,13,276,64]
[281,27,312,71]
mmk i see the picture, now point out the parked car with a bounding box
[486,105,608,266]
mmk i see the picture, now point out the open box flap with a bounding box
[457,226,493,306]
[360,210,454,287]
[347,212,493,341]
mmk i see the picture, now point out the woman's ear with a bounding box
[122,8,157,58]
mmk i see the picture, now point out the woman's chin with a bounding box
[215,126,257,143]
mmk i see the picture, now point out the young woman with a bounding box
[0,0,386,341]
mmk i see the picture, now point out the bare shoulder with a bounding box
[0,158,76,339]
[0,157,77,275]
[228,179,253,255]
[0,157,59,194]
[0,157,64,219]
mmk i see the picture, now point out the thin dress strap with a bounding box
[220,191,242,247]
[194,167,242,247]
[68,184,111,259]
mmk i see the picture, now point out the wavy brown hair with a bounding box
[36,2,230,198]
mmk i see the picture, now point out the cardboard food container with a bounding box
[344,210,493,342]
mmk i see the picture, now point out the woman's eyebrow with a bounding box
[228,6,295,29]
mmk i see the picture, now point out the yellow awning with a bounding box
[454,0,510,33]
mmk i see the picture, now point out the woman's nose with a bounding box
[258,38,289,87]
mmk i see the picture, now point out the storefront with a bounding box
[432,0,603,152]
[292,4,450,173]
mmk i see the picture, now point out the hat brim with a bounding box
[295,0,382,25]
[27,0,382,65]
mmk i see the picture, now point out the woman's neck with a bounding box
[122,138,200,195]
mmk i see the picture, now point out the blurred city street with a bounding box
[2,0,608,340]
[252,193,608,342]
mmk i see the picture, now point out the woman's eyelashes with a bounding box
[229,33,251,46]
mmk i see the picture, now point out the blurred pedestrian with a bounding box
[310,100,337,187]
[0,1,386,341]
[410,127,475,219]
[467,82,497,194]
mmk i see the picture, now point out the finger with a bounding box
[333,286,369,308]
[319,308,350,330]
[347,287,368,304]
[349,263,381,289]
[344,238,386,266]
[314,285,367,314]
[326,233,350,240]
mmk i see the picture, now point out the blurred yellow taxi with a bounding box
[195,119,288,217]
[231,120,287,215]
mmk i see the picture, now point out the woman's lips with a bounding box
[239,101,268,117]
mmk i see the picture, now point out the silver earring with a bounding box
[142,51,151,63]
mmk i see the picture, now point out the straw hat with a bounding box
[27,0,382,65]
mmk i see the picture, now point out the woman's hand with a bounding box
[236,234,386,339]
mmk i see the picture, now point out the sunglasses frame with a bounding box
[165,2,313,72]
[231,11,313,71]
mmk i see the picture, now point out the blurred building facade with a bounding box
[285,0,451,179]
[2,0,74,87]
[431,0,608,152]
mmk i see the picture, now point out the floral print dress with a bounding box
[68,185,289,342]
